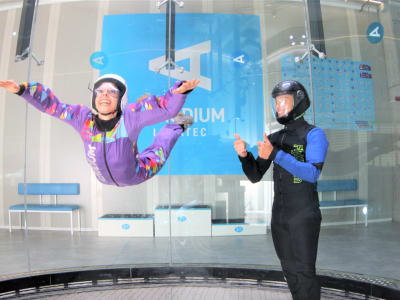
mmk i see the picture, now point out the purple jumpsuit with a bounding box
[19,81,188,186]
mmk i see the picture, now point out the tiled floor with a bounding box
[0,221,399,285]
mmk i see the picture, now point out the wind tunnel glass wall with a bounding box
[1,0,177,276]
[0,0,399,283]
[314,0,400,279]
[167,0,310,265]
[0,3,30,275]
[315,0,398,225]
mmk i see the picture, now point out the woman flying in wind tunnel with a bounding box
[0,75,199,187]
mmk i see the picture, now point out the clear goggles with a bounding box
[94,87,120,98]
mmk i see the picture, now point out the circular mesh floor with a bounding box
[37,285,293,300]
[0,265,397,300]
[13,283,384,300]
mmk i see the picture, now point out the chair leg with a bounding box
[77,210,81,232]
[70,212,73,235]
[8,211,12,232]
[354,207,357,224]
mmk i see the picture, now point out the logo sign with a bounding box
[121,223,130,230]
[232,51,248,68]
[90,51,108,69]
[100,14,264,175]
[177,215,187,222]
[367,22,384,44]
[234,226,244,233]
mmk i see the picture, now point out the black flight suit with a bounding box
[239,117,328,300]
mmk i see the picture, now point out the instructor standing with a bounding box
[234,80,329,300]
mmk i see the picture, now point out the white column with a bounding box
[202,0,213,13]
[0,9,17,227]
[149,0,160,13]
[40,3,61,228]
[347,9,368,220]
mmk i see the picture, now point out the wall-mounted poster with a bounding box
[98,14,264,175]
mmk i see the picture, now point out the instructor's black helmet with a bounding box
[271,80,310,125]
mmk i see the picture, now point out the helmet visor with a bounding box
[272,94,294,118]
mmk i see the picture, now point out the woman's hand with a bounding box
[172,79,200,94]
[0,80,20,94]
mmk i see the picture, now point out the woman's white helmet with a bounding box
[92,74,128,114]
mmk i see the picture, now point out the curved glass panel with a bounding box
[1,0,174,275]
[316,0,399,280]
[169,0,311,267]
[0,2,31,275]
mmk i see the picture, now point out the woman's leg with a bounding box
[136,123,183,181]
[135,113,192,182]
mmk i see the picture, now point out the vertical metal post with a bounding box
[157,0,184,267]
[303,0,315,125]
[306,0,326,55]
[166,0,174,267]
[22,0,41,273]
[165,0,175,72]
[157,0,183,73]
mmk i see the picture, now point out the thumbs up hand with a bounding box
[257,133,273,159]
[234,134,247,157]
